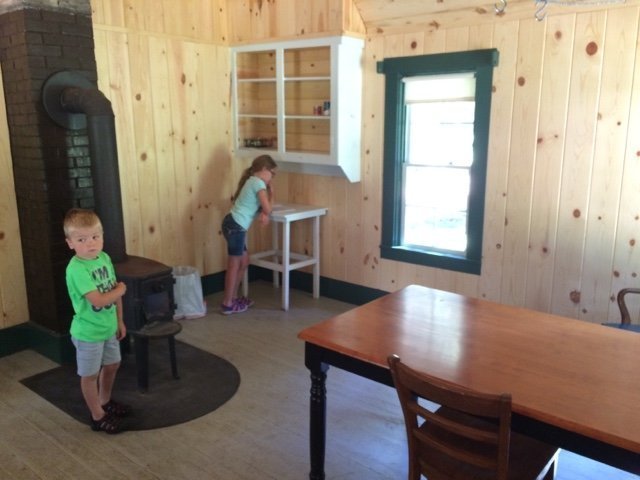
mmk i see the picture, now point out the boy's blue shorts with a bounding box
[71,334,121,377]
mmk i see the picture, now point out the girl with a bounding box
[220,155,277,314]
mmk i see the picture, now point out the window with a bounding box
[377,49,499,275]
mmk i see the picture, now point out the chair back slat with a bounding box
[388,354,559,480]
[388,354,512,480]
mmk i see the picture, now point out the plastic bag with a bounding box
[172,266,207,319]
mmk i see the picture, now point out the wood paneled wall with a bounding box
[362,8,640,324]
[242,2,640,325]
[0,63,28,328]
[226,0,365,43]
[90,0,233,279]
[2,0,639,329]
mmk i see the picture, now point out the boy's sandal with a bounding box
[90,413,124,434]
[102,399,132,417]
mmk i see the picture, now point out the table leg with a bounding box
[312,215,320,298]
[306,344,329,480]
[272,218,279,288]
[282,220,290,310]
[134,336,149,392]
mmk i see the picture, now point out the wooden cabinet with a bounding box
[231,36,364,182]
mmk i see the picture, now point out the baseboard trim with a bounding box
[2,268,386,361]
[0,322,74,363]
[203,266,388,306]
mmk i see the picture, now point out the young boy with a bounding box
[64,208,130,434]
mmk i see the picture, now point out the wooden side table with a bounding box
[243,204,328,310]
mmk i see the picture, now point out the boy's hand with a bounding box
[115,281,127,297]
[116,322,127,340]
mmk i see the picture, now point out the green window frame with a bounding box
[377,49,499,275]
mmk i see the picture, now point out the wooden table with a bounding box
[243,203,327,310]
[298,284,640,479]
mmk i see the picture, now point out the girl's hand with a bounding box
[259,211,270,226]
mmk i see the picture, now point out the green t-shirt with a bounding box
[66,251,119,342]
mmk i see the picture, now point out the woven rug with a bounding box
[20,340,240,431]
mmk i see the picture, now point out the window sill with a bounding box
[380,245,481,275]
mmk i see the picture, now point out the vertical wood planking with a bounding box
[524,15,573,312]
[478,20,517,302]
[366,33,403,291]
[551,11,605,318]
[185,41,207,272]
[144,0,166,34]
[163,0,191,38]
[93,29,109,105]
[147,37,182,267]
[610,7,640,323]
[343,180,364,285]
[214,0,230,45]
[500,19,545,306]
[325,176,348,281]
[308,175,335,278]
[295,0,313,37]
[128,33,163,262]
[101,0,125,28]
[166,39,197,267]
[201,44,231,274]
[353,35,383,287]
[444,26,470,52]
[90,0,104,25]
[0,64,28,328]
[580,8,638,322]
[343,0,366,35]
[468,24,493,50]
[123,0,147,32]
[191,0,216,42]
[103,31,142,254]
[226,0,351,43]
[92,1,232,275]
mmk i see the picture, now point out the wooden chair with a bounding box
[387,355,559,480]
[602,288,640,332]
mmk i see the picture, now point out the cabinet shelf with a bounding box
[237,78,276,82]
[238,114,277,118]
[231,36,363,182]
[284,76,330,81]
[285,115,330,120]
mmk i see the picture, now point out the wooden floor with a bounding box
[1,281,638,479]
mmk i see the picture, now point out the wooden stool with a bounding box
[130,320,183,392]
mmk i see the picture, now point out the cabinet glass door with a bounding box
[283,46,331,155]
[236,50,277,150]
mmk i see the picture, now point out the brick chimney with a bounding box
[0,0,96,334]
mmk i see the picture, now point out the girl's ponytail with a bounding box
[231,155,277,202]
